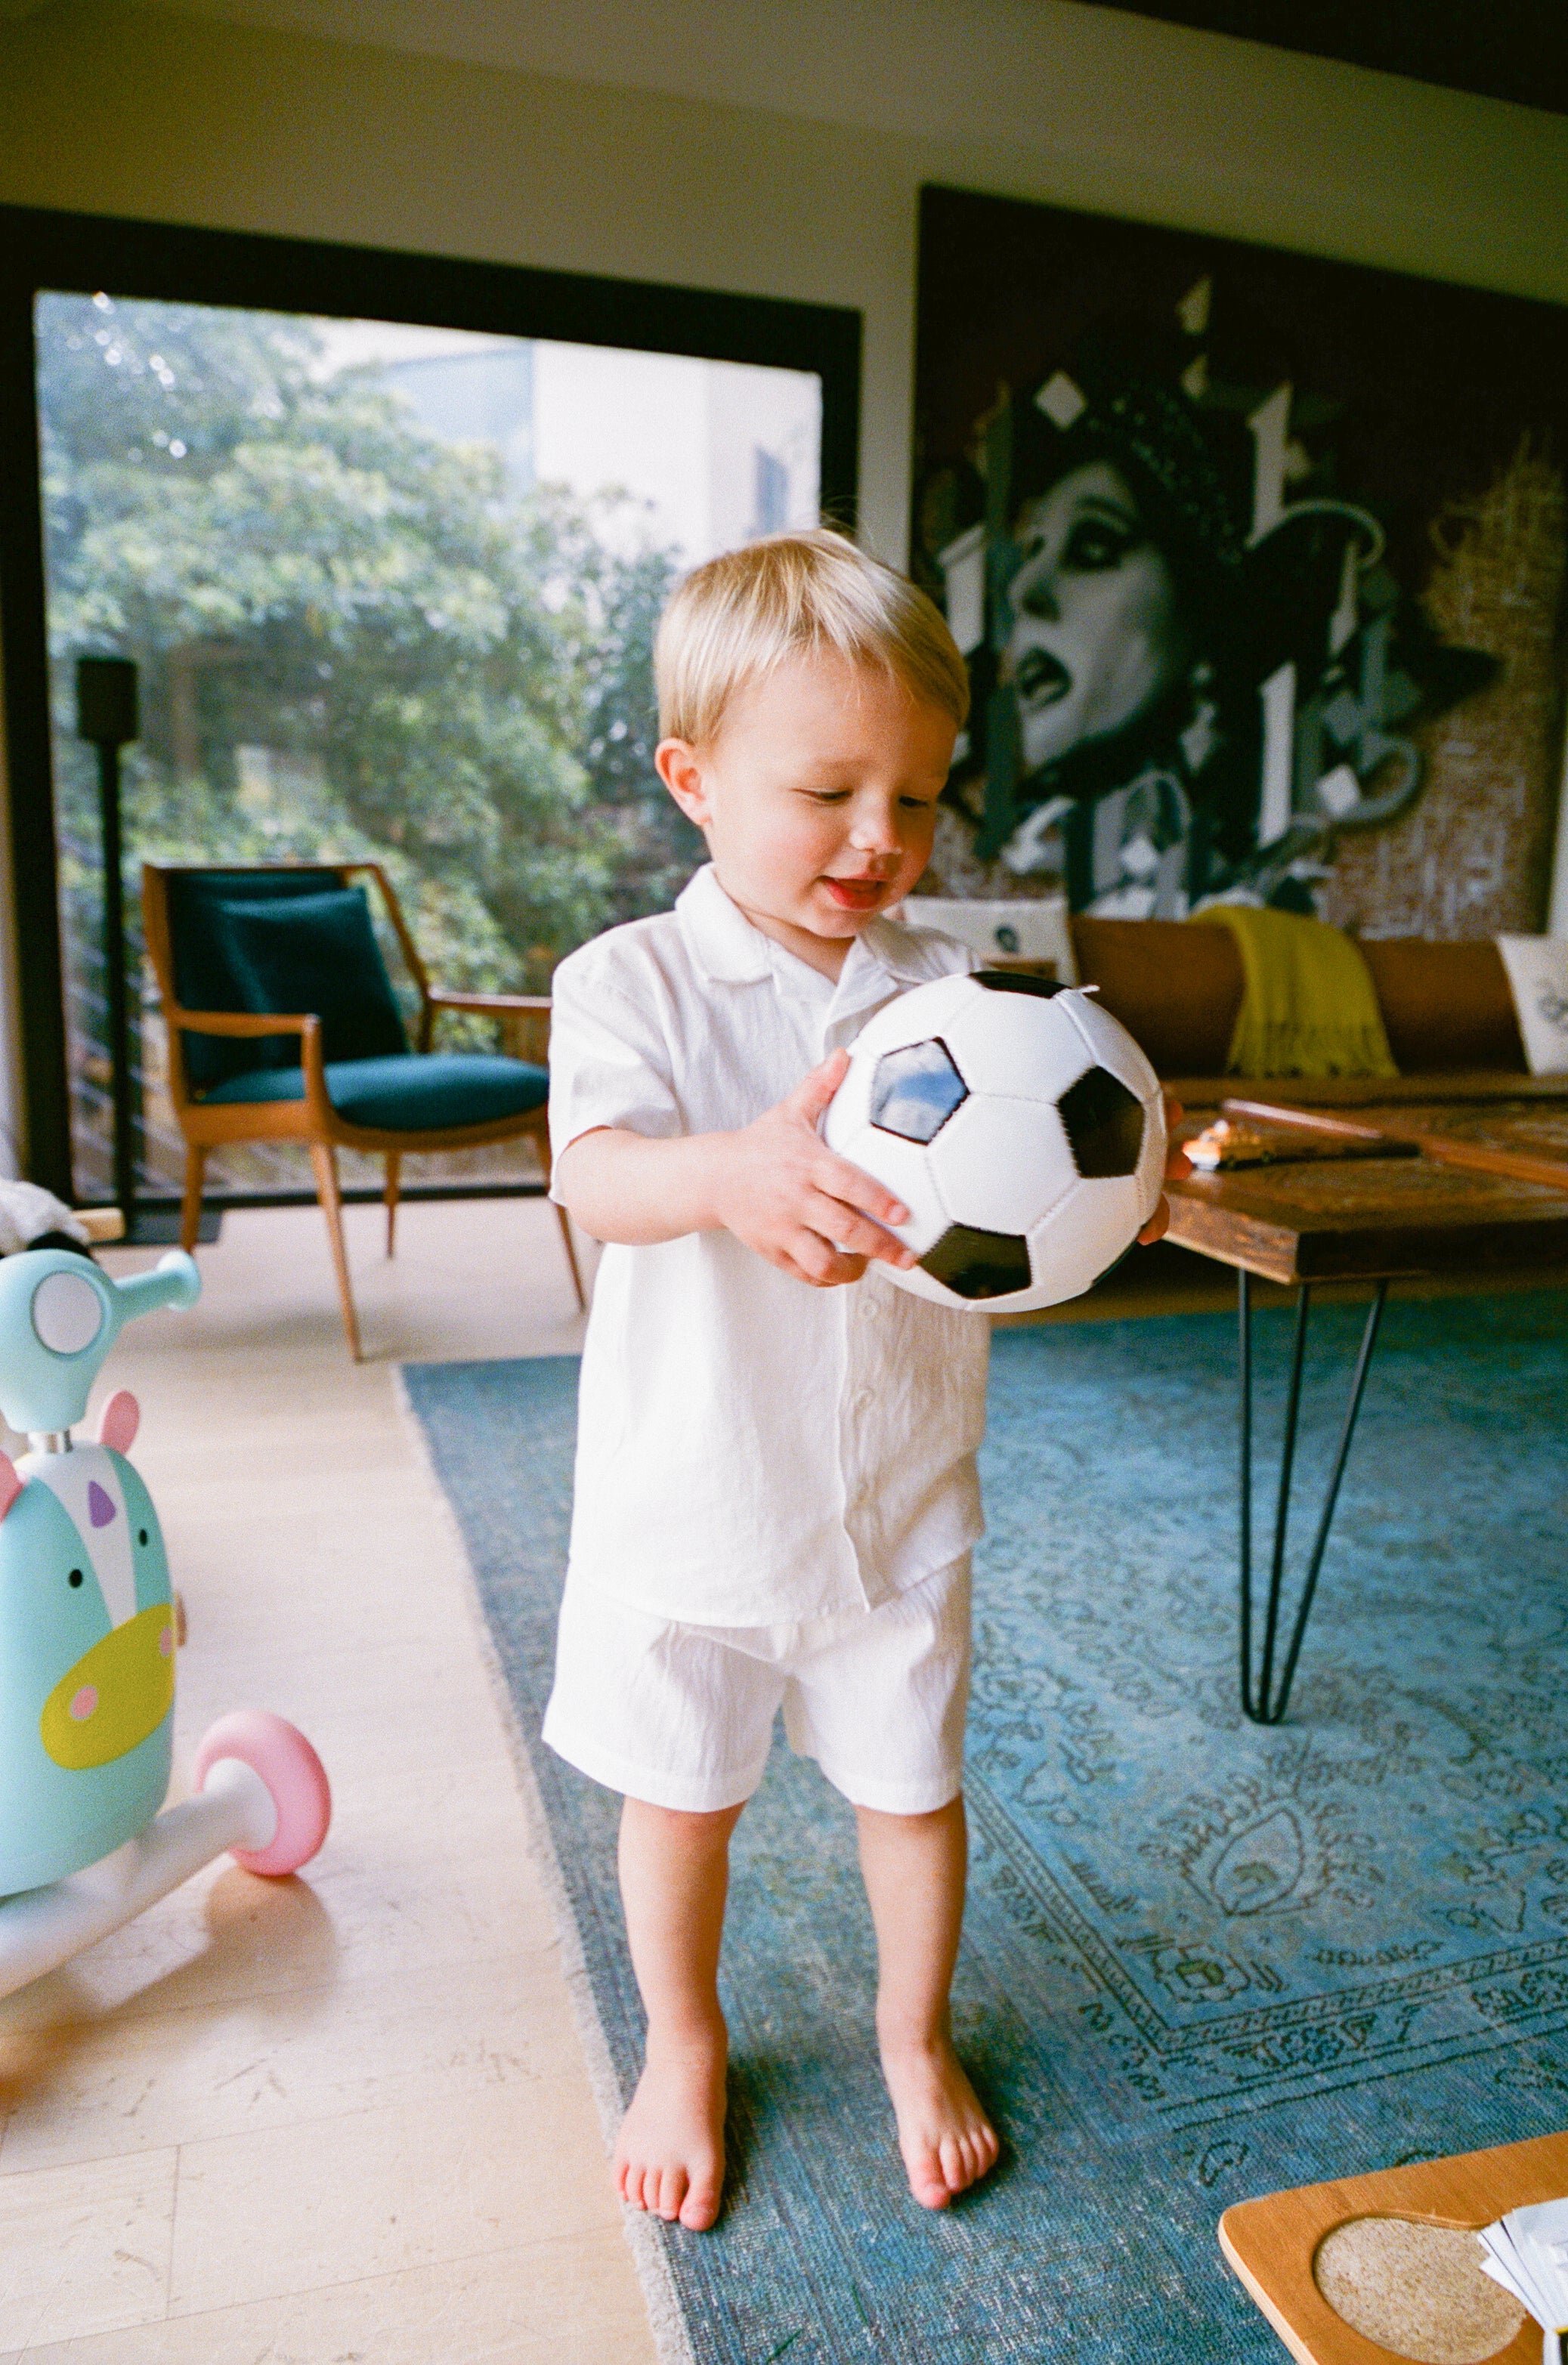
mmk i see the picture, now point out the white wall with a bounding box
[4,1,1565,567]
[2,0,1566,1162]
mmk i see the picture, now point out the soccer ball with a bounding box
[824,971,1166,1312]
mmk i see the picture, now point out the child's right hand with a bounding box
[707,1050,917,1288]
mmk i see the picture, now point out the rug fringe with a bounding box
[393,1365,699,2365]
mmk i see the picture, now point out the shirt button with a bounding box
[852,1388,874,1414]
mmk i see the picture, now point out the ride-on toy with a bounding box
[0,1246,330,1999]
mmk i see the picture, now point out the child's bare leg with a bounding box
[615,1797,742,2231]
[856,1795,999,2209]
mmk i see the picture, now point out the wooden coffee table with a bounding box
[1162,1086,1568,1725]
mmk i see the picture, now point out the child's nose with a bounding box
[849,808,900,853]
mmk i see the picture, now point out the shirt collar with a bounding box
[676,865,773,984]
[676,864,935,997]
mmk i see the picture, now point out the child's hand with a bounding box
[709,1050,917,1288]
[1136,1096,1194,1245]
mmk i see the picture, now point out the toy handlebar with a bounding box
[0,1246,203,1436]
[113,1252,202,1321]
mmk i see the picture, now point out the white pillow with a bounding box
[898,896,1078,985]
[1495,935,1568,1074]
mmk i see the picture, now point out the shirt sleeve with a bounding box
[547,949,683,1199]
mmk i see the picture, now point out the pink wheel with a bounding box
[192,1711,332,1876]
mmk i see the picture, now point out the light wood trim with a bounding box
[76,1207,125,1244]
[1218,2129,1568,2365]
[426,990,552,1064]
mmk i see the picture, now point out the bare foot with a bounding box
[614,2022,728,2231]
[880,2033,999,2209]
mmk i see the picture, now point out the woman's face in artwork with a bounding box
[1005,458,1188,774]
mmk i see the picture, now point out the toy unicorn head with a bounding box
[0,1250,199,1894]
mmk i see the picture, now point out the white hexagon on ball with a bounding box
[1026,1175,1148,1305]
[847,972,979,1067]
[827,1120,951,1260]
[940,984,1091,1104]
[926,1094,1078,1236]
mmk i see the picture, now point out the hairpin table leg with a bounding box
[1238,1270,1389,1724]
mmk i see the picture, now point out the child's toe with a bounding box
[656,2166,688,2220]
[680,2174,722,2231]
[908,2147,952,2209]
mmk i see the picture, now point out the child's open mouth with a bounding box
[823,877,889,911]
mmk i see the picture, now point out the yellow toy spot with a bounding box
[40,1604,175,1770]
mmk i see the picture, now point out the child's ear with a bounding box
[655,737,712,827]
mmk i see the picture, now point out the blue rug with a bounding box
[404,1292,1568,2363]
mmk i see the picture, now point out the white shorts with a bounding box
[542,1556,971,1817]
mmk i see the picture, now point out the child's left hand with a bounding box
[1136,1097,1193,1246]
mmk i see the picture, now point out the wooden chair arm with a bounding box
[422,990,551,1063]
[172,1008,334,1124]
[425,991,552,1015]
[172,1006,320,1040]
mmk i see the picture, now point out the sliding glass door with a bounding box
[0,208,858,1203]
[34,295,821,1199]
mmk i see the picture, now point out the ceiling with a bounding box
[7,0,1561,131]
[1084,0,1568,114]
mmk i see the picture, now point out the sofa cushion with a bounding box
[1074,919,1529,1079]
[1355,939,1526,1073]
[1072,918,1242,1074]
[203,1052,548,1133]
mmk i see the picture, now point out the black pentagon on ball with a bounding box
[973,967,1065,997]
[870,1037,968,1144]
[1059,1065,1146,1178]
[919,1224,1033,1301]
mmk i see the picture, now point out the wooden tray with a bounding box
[1220,2131,1568,2365]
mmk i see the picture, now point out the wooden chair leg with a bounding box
[555,1202,586,1311]
[308,1139,362,1361]
[180,1144,206,1251]
[385,1150,401,1258]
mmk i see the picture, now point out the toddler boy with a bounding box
[545,530,1171,2232]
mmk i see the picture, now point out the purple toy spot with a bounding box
[88,1480,116,1528]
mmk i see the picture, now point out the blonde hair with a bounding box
[654,528,970,745]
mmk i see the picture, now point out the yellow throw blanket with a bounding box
[1187,904,1398,1077]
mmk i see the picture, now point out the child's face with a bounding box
[656,654,956,969]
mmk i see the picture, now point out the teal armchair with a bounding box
[143,861,583,1358]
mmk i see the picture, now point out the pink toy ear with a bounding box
[0,1454,22,1519]
[97,1390,141,1453]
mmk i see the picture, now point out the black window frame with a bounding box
[0,202,861,1198]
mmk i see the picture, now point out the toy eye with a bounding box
[138,1529,148,1546]
[68,1568,85,1588]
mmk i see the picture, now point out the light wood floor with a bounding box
[0,1198,660,2364]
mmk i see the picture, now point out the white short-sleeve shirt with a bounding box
[549,864,990,1628]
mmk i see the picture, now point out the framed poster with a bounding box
[912,185,1568,936]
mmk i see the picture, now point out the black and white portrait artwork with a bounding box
[913,187,1568,936]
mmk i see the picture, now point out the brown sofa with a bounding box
[1070,920,1529,1095]
[1029,922,1545,1318]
